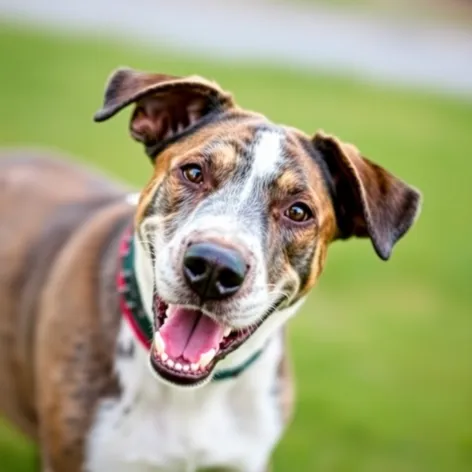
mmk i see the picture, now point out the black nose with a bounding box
[183,242,248,301]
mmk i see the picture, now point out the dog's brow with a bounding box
[204,137,250,159]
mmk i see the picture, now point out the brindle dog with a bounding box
[0,69,421,471]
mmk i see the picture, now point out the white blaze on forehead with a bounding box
[251,131,284,177]
[239,130,284,201]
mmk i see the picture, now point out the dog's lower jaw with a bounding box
[147,356,213,390]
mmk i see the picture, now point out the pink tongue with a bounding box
[159,306,225,363]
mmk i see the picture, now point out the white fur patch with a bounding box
[85,319,286,472]
[239,131,284,201]
[251,131,284,178]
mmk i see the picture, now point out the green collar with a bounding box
[117,229,264,382]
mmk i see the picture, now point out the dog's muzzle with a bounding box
[148,239,268,387]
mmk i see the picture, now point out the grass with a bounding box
[0,21,471,472]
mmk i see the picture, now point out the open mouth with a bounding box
[149,297,256,386]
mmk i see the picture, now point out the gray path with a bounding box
[1,0,471,97]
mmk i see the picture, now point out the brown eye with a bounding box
[284,203,313,223]
[182,164,204,185]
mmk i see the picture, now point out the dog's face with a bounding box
[95,68,421,387]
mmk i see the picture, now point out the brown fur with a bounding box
[0,152,130,469]
[36,201,131,471]
[0,151,295,471]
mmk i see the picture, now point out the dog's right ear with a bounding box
[94,67,235,159]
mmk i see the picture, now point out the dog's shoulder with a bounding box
[33,197,134,470]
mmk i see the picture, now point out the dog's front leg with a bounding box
[35,230,123,472]
[36,310,119,472]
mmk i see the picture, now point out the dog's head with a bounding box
[95,68,421,387]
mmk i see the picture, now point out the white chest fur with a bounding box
[85,320,285,472]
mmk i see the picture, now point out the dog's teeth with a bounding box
[191,363,199,372]
[183,365,190,372]
[175,363,182,371]
[167,359,174,368]
[154,332,166,354]
[223,327,232,337]
[199,348,216,369]
[161,352,168,361]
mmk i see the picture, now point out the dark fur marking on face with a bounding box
[295,134,337,205]
[296,135,336,192]
[291,240,317,293]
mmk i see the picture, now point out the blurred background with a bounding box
[0,0,471,471]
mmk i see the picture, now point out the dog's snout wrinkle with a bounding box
[183,242,248,301]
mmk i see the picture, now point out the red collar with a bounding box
[117,227,153,350]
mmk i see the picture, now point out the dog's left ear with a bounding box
[94,67,235,158]
[313,131,421,260]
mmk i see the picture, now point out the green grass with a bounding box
[1,21,471,472]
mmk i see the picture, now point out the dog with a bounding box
[0,68,421,471]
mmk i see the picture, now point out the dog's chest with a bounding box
[85,321,284,472]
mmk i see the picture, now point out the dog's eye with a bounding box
[284,203,313,223]
[181,164,204,185]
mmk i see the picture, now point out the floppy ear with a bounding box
[313,131,421,260]
[93,67,235,159]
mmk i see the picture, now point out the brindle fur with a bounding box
[0,153,293,470]
[0,153,127,468]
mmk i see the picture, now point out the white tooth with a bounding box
[191,363,199,372]
[154,332,166,354]
[199,348,216,369]
[167,359,174,368]
[161,352,168,361]
[223,327,232,337]
[183,365,190,372]
[175,363,182,371]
